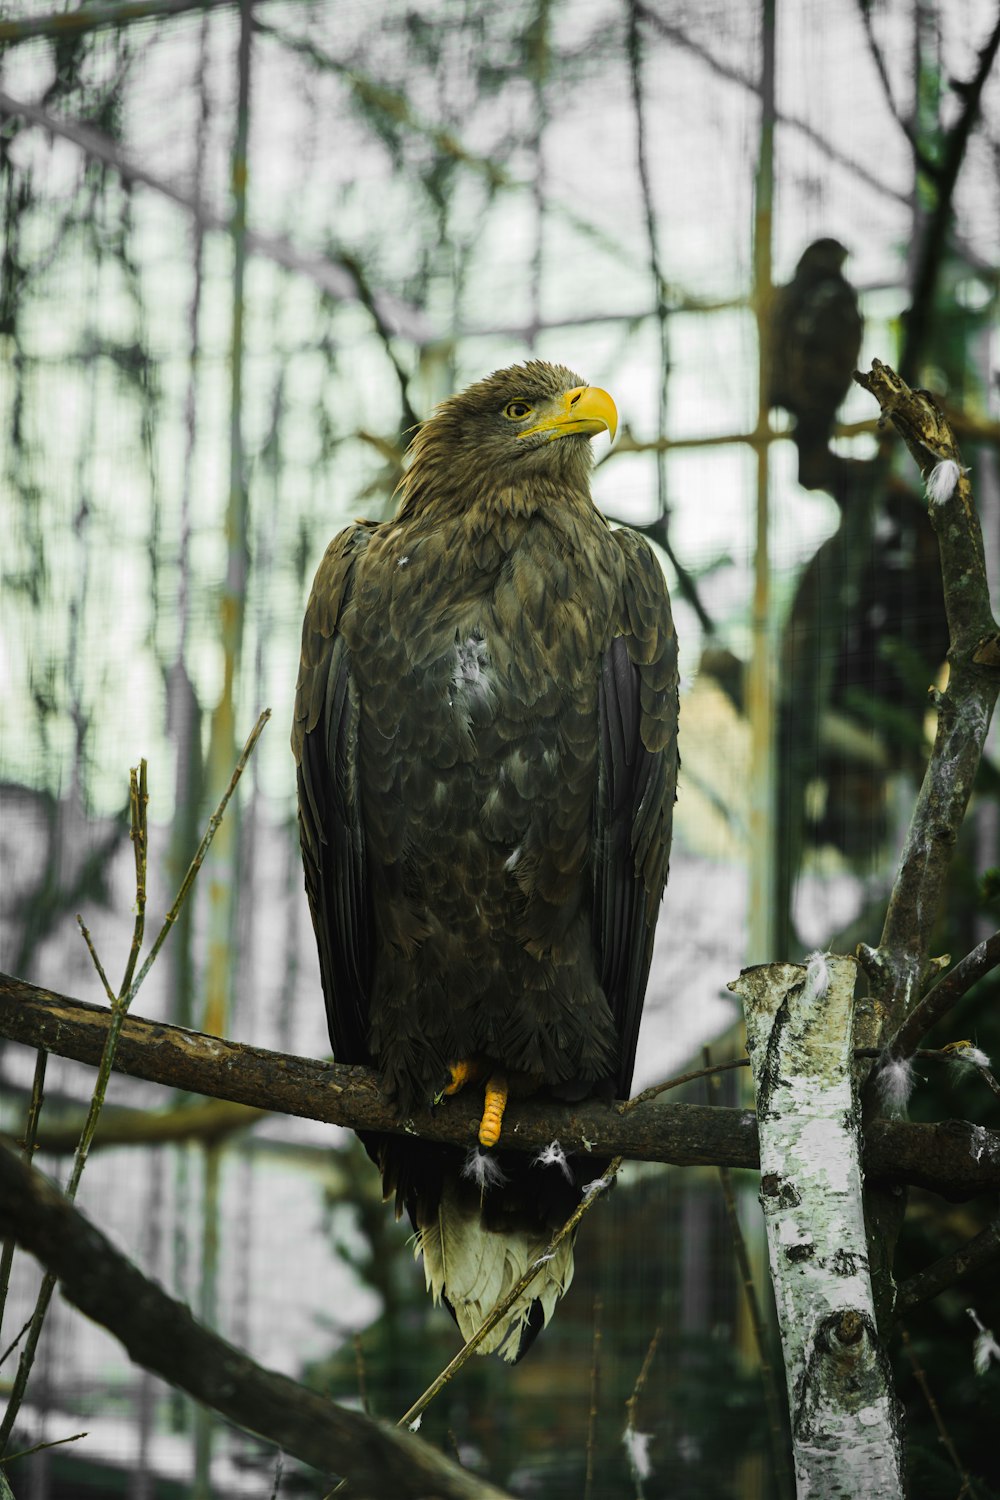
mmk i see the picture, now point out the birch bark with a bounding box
[732,954,904,1499]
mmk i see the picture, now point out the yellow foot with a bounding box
[443,1058,482,1097]
[478,1072,509,1148]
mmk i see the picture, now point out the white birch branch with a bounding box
[732,955,904,1499]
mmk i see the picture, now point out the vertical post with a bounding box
[194,3,252,1494]
[746,0,777,966]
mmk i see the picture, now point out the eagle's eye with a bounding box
[503,400,533,420]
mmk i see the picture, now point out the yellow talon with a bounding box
[444,1059,479,1096]
[478,1072,509,1148]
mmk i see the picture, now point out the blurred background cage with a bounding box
[0,0,998,1495]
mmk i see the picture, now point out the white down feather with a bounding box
[414,1177,575,1362]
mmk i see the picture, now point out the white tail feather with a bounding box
[414,1179,575,1362]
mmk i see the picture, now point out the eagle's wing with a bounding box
[291,524,372,1065]
[594,528,679,1097]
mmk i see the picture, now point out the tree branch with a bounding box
[853,362,1000,1049]
[890,930,1000,1059]
[0,0,236,42]
[1,973,999,1198]
[0,89,435,345]
[0,1140,513,1500]
[896,1212,1000,1314]
[900,8,1000,382]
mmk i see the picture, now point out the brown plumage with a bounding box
[292,360,678,1359]
[769,238,863,458]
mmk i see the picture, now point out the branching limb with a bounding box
[900,10,1000,382]
[890,931,1000,1059]
[853,362,1000,1052]
[0,1141,512,1500]
[896,1212,1000,1314]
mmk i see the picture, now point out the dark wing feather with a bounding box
[594,529,679,1097]
[291,525,373,1064]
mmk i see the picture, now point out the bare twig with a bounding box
[0,1431,88,1466]
[354,1332,371,1417]
[0,1051,47,1338]
[0,762,151,1452]
[0,1318,33,1372]
[623,1324,661,1500]
[75,918,116,1003]
[897,1213,1000,1313]
[891,932,1000,1059]
[397,1159,623,1430]
[583,1295,602,1500]
[900,11,1000,382]
[128,709,270,1006]
[634,1,912,210]
[855,2,939,180]
[0,0,233,41]
[0,91,433,344]
[0,719,267,1452]
[619,1056,748,1112]
[900,1327,977,1495]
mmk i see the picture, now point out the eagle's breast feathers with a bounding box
[292,361,678,1360]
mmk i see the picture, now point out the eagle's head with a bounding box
[398,360,617,514]
[794,238,850,279]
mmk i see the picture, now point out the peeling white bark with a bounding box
[731,955,904,1499]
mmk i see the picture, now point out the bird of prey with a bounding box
[292,360,678,1361]
[769,238,863,464]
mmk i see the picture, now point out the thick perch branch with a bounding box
[852,360,1000,1047]
[0,1140,512,1500]
[1,973,998,1198]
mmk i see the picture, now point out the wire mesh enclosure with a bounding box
[1,1,998,1496]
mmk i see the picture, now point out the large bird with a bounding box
[769,238,863,469]
[292,361,678,1361]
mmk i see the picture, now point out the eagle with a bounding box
[292,360,678,1361]
[768,238,863,467]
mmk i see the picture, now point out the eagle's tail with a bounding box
[413,1176,575,1362]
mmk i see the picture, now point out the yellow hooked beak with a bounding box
[517,386,618,444]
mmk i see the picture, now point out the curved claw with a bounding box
[443,1058,482,1097]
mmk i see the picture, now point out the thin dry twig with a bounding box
[354,1332,371,1417]
[397,1158,623,1431]
[891,932,1000,1059]
[703,1049,792,1500]
[0,1051,47,1336]
[75,918,117,1003]
[622,1324,661,1499]
[897,1212,1000,1313]
[0,764,151,1452]
[127,709,271,1006]
[0,0,230,41]
[0,1430,88,1466]
[900,1327,978,1496]
[583,1295,603,1500]
[0,1318,33,1373]
[619,1056,748,1112]
[0,716,268,1454]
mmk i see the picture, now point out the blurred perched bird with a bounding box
[293,361,678,1360]
[769,239,863,462]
